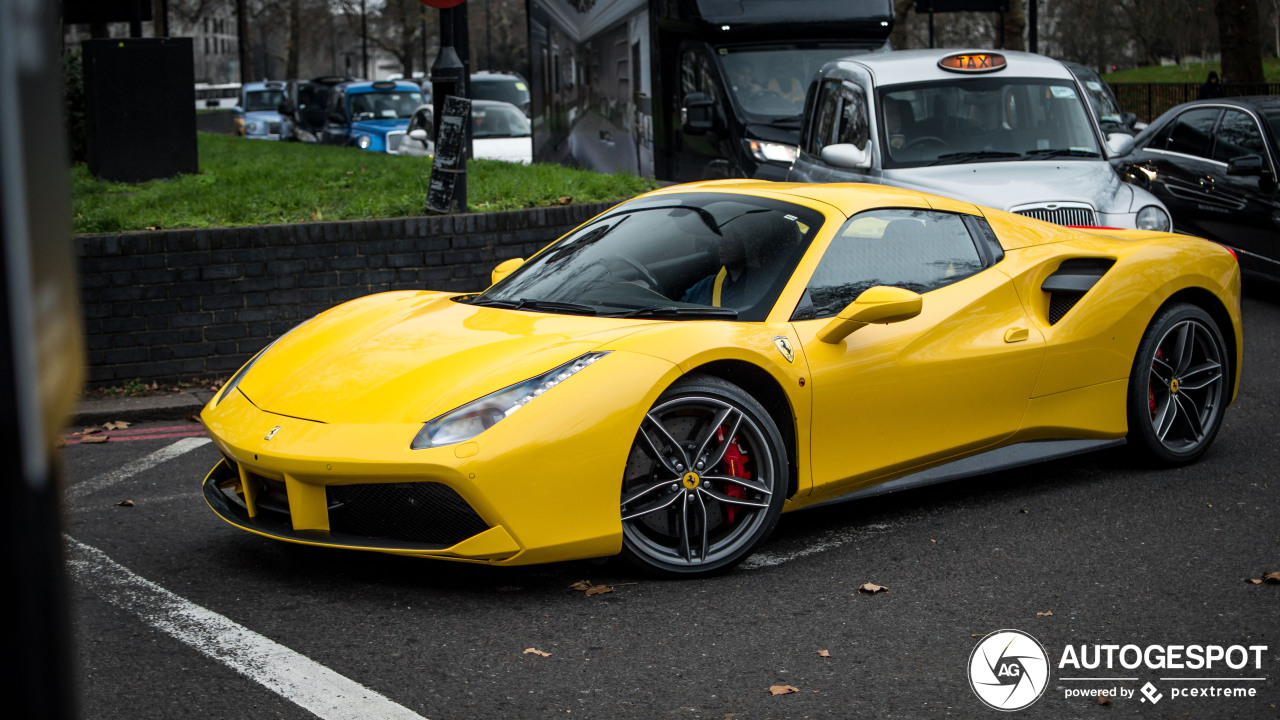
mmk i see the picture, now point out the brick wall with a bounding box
[75,203,615,386]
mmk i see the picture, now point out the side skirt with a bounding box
[806,438,1127,510]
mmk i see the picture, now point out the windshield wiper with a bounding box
[929,150,1021,166]
[470,298,599,315]
[1021,148,1102,159]
[611,306,739,319]
[766,115,804,128]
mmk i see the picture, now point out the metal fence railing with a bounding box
[1110,83,1280,124]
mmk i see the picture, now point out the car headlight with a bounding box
[246,121,259,134]
[411,352,610,449]
[746,139,798,164]
[356,134,373,149]
[1136,205,1171,232]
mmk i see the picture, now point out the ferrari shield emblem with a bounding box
[264,426,281,441]
[772,336,795,363]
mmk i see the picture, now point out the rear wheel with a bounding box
[1127,303,1229,465]
[619,374,787,576]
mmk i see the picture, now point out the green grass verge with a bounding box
[71,132,657,234]
[1103,58,1280,83]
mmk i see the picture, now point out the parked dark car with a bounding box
[1114,96,1280,279]
[278,76,356,143]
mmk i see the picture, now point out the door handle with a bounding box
[1004,328,1029,343]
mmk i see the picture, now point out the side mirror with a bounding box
[490,257,524,286]
[681,92,715,135]
[820,142,872,170]
[817,286,922,344]
[1105,132,1135,157]
[409,128,430,143]
[1227,154,1266,177]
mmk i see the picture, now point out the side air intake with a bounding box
[1041,258,1116,325]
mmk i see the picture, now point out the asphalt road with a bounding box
[62,293,1280,719]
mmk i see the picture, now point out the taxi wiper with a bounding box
[929,150,1021,166]
[471,298,599,315]
[1021,148,1102,159]
[612,306,739,319]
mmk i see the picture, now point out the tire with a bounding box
[619,374,788,576]
[1126,302,1229,465]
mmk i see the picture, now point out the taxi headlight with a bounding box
[246,121,259,134]
[411,352,609,449]
[356,134,373,149]
[746,139,798,164]
[1136,205,1171,232]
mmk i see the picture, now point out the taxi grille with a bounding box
[386,131,405,154]
[327,482,489,546]
[268,121,282,135]
[1015,206,1097,226]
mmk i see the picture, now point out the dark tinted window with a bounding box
[1213,109,1267,162]
[802,209,984,319]
[805,79,867,156]
[806,79,842,156]
[1160,108,1220,158]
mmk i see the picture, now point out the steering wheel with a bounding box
[607,254,661,290]
[904,136,949,151]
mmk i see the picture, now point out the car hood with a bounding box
[244,110,283,123]
[744,122,802,145]
[350,118,409,136]
[237,291,655,425]
[882,160,1135,214]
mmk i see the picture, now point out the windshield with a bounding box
[471,78,530,108]
[878,77,1102,168]
[717,46,871,122]
[244,89,285,112]
[470,193,824,321]
[348,91,424,121]
[473,104,530,138]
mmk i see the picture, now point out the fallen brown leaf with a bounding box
[584,585,614,596]
[1247,578,1263,585]
[556,196,573,205]
[78,427,103,435]
[187,414,204,424]
[1037,610,1054,617]
[1206,503,1213,508]
[817,649,831,658]
[768,685,799,696]
[523,648,550,657]
[568,580,592,591]
[1264,572,1280,584]
[115,500,134,507]
[103,421,131,431]
[857,582,888,594]
[82,435,109,444]
[1098,694,1112,706]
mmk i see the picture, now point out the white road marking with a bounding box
[66,436,211,502]
[740,522,898,569]
[66,538,430,720]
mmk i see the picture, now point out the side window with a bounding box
[328,91,346,123]
[800,209,985,319]
[1160,108,1220,158]
[805,80,868,156]
[837,81,869,149]
[1213,109,1267,162]
[805,79,841,156]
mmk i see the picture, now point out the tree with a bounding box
[1215,0,1265,84]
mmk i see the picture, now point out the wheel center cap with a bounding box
[1170,378,1180,394]
[681,472,701,489]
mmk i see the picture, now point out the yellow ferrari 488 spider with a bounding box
[201,181,1241,576]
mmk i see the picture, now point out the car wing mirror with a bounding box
[1106,132,1135,157]
[1227,154,1266,177]
[490,257,524,286]
[681,92,715,135]
[409,128,430,143]
[820,142,872,170]
[817,286,922,344]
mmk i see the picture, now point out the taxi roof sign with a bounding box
[938,53,1007,73]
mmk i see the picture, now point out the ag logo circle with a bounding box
[968,629,1050,711]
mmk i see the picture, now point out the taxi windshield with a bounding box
[348,91,424,121]
[877,78,1102,168]
[244,89,285,112]
[469,193,823,321]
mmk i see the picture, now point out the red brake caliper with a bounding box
[717,427,750,523]
[1149,348,1163,418]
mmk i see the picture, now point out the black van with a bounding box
[527,0,894,181]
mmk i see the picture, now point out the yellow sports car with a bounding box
[201,181,1241,576]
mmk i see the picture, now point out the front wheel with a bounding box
[1126,303,1229,465]
[619,374,787,576]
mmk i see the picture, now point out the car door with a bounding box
[1132,107,1225,236]
[1201,108,1280,273]
[321,89,350,146]
[792,208,1046,501]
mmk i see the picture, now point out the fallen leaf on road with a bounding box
[585,585,614,596]
[187,414,203,424]
[77,427,103,435]
[1037,610,1054,617]
[817,649,830,658]
[1098,694,1112,706]
[103,421,131,431]
[1246,578,1263,585]
[1264,572,1280,584]
[857,582,888,594]
[115,500,134,507]
[1206,503,1213,508]
[568,580,592,591]
[82,435,108,444]
[523,648,550,657]
[768,685,799,696]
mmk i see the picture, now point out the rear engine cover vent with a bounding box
[1041,258,1116,325]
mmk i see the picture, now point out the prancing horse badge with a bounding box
[264,426,281,441]
[772,336,795,363]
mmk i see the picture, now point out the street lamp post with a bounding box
[361,0,369,79]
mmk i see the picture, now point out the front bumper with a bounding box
[200,351,678,565]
